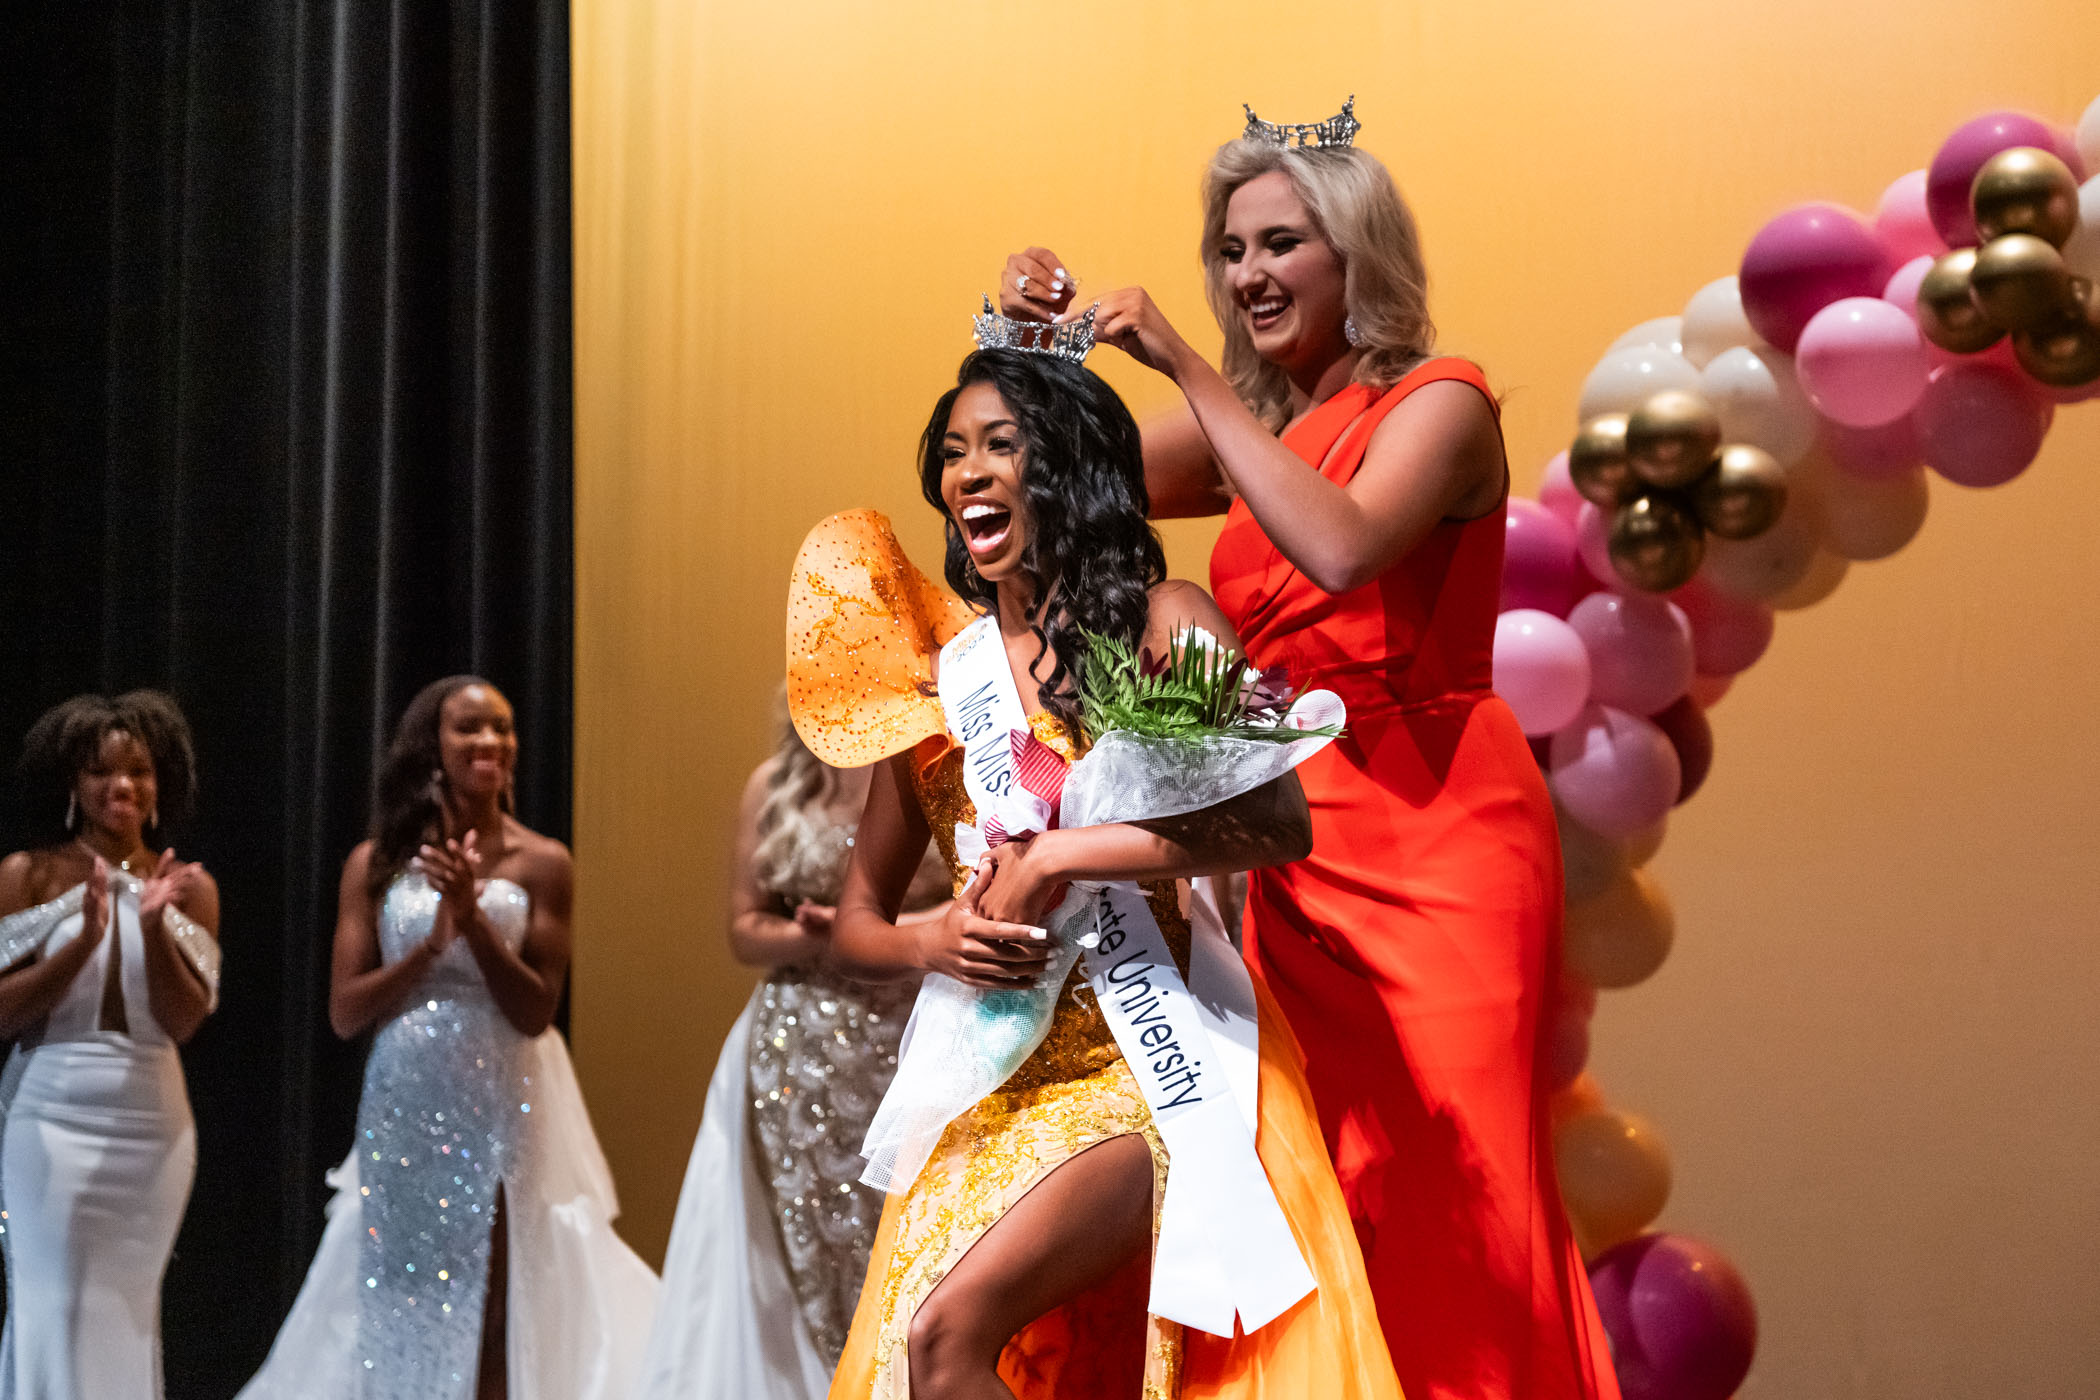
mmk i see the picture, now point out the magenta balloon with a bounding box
[1915,363,2054,489]
[1926,111,2088,247]
[1539,450,1584,524]
[1795,296,1930,427]
[1669,578,1775,676]
[1588,1234,1759,1400]
[1494,609,1593,736]
[1873,169,1944,265]
[1819,414,1922,480]
[1549,705,1682,838]
[1650,696,1714,804]
[1502,498,1582,615]
[1738,203,1891,353]
[1566,592,1694,716]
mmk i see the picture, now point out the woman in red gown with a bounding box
[999,117,1621,1400]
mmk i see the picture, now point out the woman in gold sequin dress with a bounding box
[636,716,949,1400]
[792,348,1404,1400]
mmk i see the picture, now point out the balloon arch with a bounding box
[1497,95,2100,1400]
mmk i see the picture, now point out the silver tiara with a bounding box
[972,296,1097,364]
[1242,95,1359,149]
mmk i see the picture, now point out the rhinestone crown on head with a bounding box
[972,296,1098,364]
[1242,95,1360,149]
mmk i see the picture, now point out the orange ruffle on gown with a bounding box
[1209,361,1621,1400]
[788,511,1404,1400]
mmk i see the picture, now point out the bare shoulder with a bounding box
[177,863,222,922]
[0,850,34,916]
[506,823,574,893]
[340,839,377,888]
[1143,578,1245,653]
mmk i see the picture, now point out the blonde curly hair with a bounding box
[1200,140,1437,431]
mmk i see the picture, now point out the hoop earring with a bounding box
[65,792,78,832]
[1344,315,1365,348]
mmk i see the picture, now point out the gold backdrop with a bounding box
[573,4,2100,1393]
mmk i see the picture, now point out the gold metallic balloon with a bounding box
[1625,389,1723,489]
[1972,146,2082,248]
[2011,281,2100,387]
[1915,248,2003,353]
[1970,233,2076,332]
[1555,1108,1673,1258]
[1690,443,1787,541]
[1568,414,1639,506]
[1606,494,1705,593]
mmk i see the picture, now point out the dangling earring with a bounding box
[65,792,78,832]
[146,803,160,835]
[1344,315,1365,348]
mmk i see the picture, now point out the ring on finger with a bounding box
[1015,274,1030,293]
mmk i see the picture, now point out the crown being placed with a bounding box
[972,296,1097,364]
[1242,95,1360,149]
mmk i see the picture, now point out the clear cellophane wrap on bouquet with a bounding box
[857,686,1345,1195]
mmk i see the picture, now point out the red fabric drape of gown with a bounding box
[1209,358,1622,1400]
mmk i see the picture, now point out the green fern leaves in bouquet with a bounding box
[1077,627,1340,747]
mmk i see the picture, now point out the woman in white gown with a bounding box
[239,676,656,1400]
[633,717,947,1400]
[0,690,222,1400]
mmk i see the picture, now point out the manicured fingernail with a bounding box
[1028,926,1047,940]
[1051,280,1064,293]
[1055,267,1068,279]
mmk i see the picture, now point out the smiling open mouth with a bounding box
[1248,297,1289,331]
[960,502,1013,555]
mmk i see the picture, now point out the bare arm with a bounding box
[437,835,570,1038]
[329,843,443,1038]
[727,760,829,969]
[0,852,107,1040]
[139,852,218,1044]
[1095,288,1505,593]
[1140,407,1232,519]
[831,751,1051,989]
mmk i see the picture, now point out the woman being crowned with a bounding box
[791,305,1402,1399]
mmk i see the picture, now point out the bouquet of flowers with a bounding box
[1080,625,1343,748]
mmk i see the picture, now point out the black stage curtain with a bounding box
[0,3,571,1394]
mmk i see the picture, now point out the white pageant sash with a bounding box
[1082,884,1313,1336]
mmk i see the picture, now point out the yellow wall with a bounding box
[572,5,2100,1394]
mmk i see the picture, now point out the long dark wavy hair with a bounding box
[919,349,1166,735]
[366,675,511,896]
[16,690,197,850]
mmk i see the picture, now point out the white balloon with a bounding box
[2062,176,2100,283]
[1701,458,1825,601]
[1608,316,1684,356]
[1679,276,1763,370]
[1820,461,1930,562]
[2078,94,2100,177]
[1700,345,1818,467]
[1577,345,1701,423]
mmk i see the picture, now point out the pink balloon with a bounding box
[1567,592,1694,716]
[1819,415,1921,480]
[1669,578,1775,676]
[1589,1234,1759,1400]
[1502,499,1582,615]
[1538,451,1584,525]
[1882,254,1934,318]
[1738,203,1891,353]
[1494,609,1594,736]
[1688,672,1733,709]
[1873,170,1945,265]
[1927,111,2087,248]
[1573,501,1619,588]
[1549,705,1682,838]
[1916,363,2054,488]
[1795,297,1930,427]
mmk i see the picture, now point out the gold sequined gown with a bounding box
[791,511,1408,1400]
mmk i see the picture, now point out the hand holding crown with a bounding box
[1091,286,1199,381]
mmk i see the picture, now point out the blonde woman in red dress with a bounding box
[998,104,1621,1400]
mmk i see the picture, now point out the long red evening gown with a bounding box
[1210,358,1622,1400]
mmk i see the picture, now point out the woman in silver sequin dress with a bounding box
[0,691,222,1399]
[240,677,655,1400]
[634,718,948,1400]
